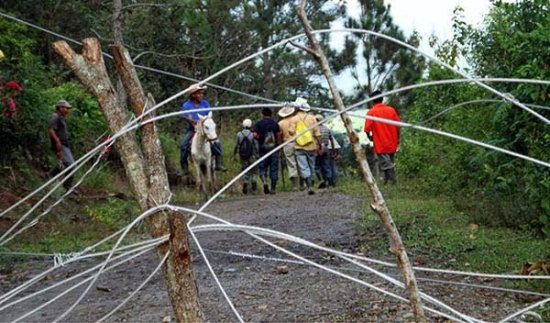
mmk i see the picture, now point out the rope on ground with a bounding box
[498,297,550,323]
[0,153,104,247]
[189,221,475,322]
[0,235,166,307]
[1,240,161,317]
[187,220,244,323]
[203,248,550,298]
[94,250,170,323]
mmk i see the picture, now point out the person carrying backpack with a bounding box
[233,118,259,194]
[288,97,321,195]
[253,108,280,194]
[314,114,336,189]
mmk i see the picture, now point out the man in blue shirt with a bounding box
[180,84,226,175]
[253,107,280,194]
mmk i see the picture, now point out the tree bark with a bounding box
[295,2,427,322]
[111,45,204,322]
[53,38,204,322]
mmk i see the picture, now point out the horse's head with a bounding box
[198,111,218,142]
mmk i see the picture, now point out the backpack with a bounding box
[295,116,313,146]
[238,132,254,158]
[262,130,276,150]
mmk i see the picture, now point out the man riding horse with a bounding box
[180,84,226,176]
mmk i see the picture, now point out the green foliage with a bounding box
[0,18,50,163]
[0,17,107,168]
[84,198,139,228]
[81,166,118,191]
[400,0,550,236]
[342,0,426,109]
[336,178,549,289]
[42,82,107,154]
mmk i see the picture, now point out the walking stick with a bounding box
[279,151,286,190]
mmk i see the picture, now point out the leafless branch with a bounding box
[288,40,320,59]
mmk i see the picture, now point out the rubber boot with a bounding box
[270,179,277,195]
[306,177,315,195]
[386,168,397,185]
[251,180,257,193]
[180,160,189,176]
[299,177,306,191]
[242,182,248,194]
[214,155,227,172]
[261,175,270,194]
[290,177,298,191]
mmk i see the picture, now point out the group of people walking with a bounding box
[234,97,340,196]
[179,84,400,196]
[44,83,400,197]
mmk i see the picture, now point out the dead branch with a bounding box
[295,2,427,322]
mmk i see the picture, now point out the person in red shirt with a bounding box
[364,90,400,184]
[2,81,23,119]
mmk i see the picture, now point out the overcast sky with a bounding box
[344,0,493,54]
[384,0,493,51]
[329,0,497,94]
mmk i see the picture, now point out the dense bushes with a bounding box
[0,20,107,170]
[400,0,550,236]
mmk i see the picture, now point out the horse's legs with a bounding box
[194,161,204,195]
[206,159,216,196]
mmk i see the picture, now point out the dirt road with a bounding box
[0,190,542,322]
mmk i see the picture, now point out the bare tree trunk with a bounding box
[52,38,204,322]
[112,0,128,112]
[111,45,204,322]
[295,2,427,322]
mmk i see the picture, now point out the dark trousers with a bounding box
[315,153,334,186]
[258,152,278,182]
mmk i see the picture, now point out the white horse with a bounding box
[191,111,218,197]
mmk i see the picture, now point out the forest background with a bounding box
[0,0,548,239]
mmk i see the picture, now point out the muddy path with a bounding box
[0,190,543,322]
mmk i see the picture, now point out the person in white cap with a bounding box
[277,103,298,190]
[179,84,226,175]
[48,99,75,190]
[288,97,321,195]
[233,118,259,194]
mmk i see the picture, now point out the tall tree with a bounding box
[467,0,550,235]
[343,0,426,109]
[401,0,550,236]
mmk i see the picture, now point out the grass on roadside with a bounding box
[335,175,550,293]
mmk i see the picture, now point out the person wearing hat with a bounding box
[48,100,76,190]
[314,114,336,189]
[364,90,400,184]
[179,83,226,175]
[233,118,259,194]
[288,97,321,195]
[277,104,299,191]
